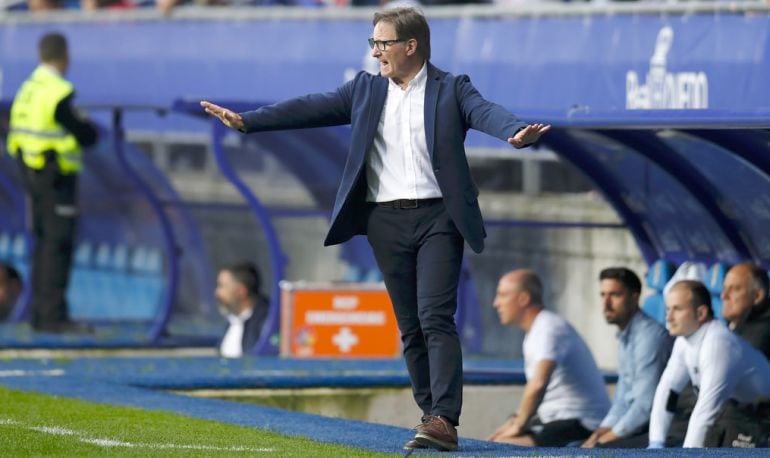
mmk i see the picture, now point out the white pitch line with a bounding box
[82,438,134,447]
[30,425,79,436]
[0,369,65,377]
[1,418,274,452]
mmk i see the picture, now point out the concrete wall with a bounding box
[186,383,616,440]
[185,385,526,440]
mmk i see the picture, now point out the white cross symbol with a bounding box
[332,327,359,353]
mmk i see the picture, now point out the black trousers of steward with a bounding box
[19,152,78,327]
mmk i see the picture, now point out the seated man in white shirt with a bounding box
[216,261,269,358]
[488,269,611,447]
[649,280,770,448]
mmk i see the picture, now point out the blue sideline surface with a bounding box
[2,356,525,389]
[0,321,220,348]
[0,356,762,456]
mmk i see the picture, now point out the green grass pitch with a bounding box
[0,386,396,457]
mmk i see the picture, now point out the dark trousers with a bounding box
[21,154,78,326]
[526,418,592,447]
[366,200,464,425]
[704,400,770,448]
[666,382,696,447]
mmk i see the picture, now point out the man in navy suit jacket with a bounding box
[202,7,549,451]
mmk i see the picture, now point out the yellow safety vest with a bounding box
[7,65,82,174]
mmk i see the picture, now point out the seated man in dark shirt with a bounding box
[216,261,269,358]
[722,262,770,357]
[705,262,770,448]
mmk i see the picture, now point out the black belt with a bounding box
[376,198,442,209]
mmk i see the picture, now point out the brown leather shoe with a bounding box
[403,438,425,450]
[404,417,429,450]
[415,415,458,451]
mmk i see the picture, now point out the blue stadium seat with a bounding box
[68,241,94,317]
[127,246,149,316]
[110,244,131,314]
[74,241,93,267]
[128,246,164,320]
[9,232,29,281]
[68,242,164,321]
[0,231,10,261]
[70,242,111,319]
[642,259,675,325]
[10,232,27,259]
[92,243,115,319]
[706,262,729,320]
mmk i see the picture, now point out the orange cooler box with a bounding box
[280,282,401,358]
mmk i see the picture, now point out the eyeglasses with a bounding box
[368,38,405,51]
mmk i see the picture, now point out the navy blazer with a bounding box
[241,63,527,253]
[220,297,269,356]
[242,297,268,354]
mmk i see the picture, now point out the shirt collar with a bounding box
[388,61,427,91]
[228,307,254,324]
[684,318,713,346]
[412,61,428,87]
[616,309,642,343]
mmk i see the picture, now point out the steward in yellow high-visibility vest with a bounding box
[7,65,83,173]
[6,32,97,333]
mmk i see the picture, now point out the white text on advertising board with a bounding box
[626,26,709,110]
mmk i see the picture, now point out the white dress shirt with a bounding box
[220,308,253,358]
[649,319,770,447]
[366,63,442,202]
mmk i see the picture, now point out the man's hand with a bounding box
[200,101,245,131]
[596,429,619,446]
[581,426,611,448]
[507,123,551,149]
[487,415,522,442]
